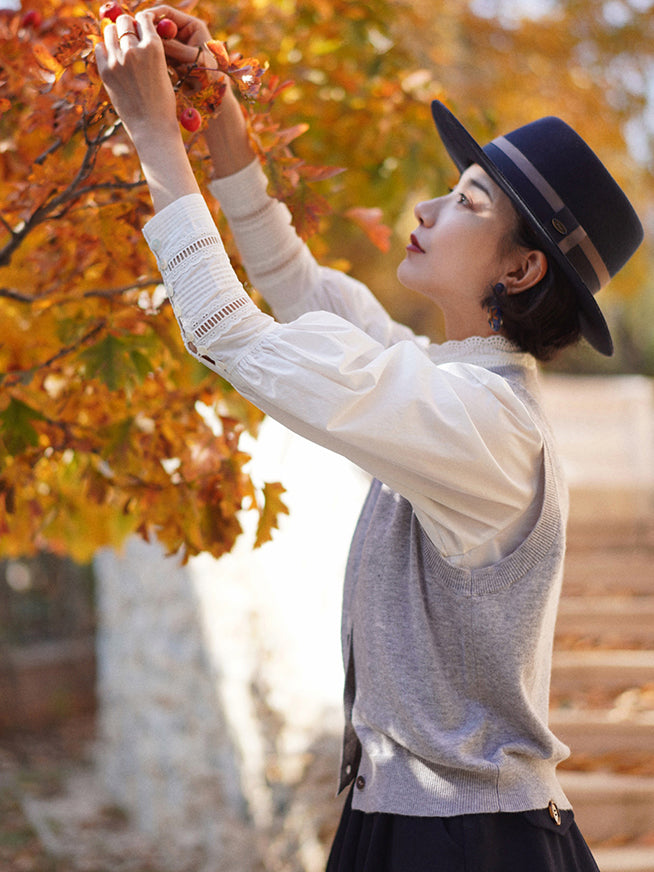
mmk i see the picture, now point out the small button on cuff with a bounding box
[355,775,366,790]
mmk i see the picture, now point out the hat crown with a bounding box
[485,116,643,282]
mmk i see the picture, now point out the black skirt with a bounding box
[326,787,600,872]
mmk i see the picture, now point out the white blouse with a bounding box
[142,160,544,569]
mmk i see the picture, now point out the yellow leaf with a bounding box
[32,44,65,81]
[254,481,289,548]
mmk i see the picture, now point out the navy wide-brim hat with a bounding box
[431,101,644,356]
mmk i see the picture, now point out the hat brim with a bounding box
[430,101,613,356]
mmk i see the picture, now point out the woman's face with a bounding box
[397,164,522,339]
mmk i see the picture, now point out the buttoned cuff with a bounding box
[142,192,266,365]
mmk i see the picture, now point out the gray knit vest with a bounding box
[338,365,572,816]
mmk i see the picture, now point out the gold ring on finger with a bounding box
[118,31,139,41]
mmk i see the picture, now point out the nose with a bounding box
[414,197,440,227]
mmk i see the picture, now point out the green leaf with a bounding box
[79,335,152,392]
[99,417,134,461]
[128,349,153,383]
[0,398,45,455]
[79,334,126,391]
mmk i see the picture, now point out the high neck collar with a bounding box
[429,334,537,369]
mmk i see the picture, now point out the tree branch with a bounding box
[2,320,107,387]
[0,277,160,305]
[0,111,128,268]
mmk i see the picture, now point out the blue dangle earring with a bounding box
[487,282,505,332]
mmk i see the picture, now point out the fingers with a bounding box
[133,10,159,42]
[101,11,158,58]
[115,12,140,50]
[98,13,137,60]
[95,10,158,80]
[115,11,137,35]
[94,3,213,101]
[147,4,212,44]
[94,8,179,138]
[147,5,185,23]
[160,38,204,66]
[147,4,204,29]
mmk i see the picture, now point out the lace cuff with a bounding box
[143,194,258,356]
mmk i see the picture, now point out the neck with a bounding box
[442,310,496,343]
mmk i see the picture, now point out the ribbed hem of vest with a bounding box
[350,747,571,817]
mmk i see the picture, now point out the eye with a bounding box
[448,186,474,208]
[449,187,470,206]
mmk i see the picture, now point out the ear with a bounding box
[503,249,548,295]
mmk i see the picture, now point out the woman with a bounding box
[96,8,642,871]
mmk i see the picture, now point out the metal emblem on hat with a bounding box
[552,218,567,235]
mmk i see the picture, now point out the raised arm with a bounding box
[95,10,199,211]
[94,13,542,569]
[141,4,257,179]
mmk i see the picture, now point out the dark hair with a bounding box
[484,214,582,362]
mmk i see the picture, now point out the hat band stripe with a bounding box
[494,136,564,210]
[493,136,610,290]
[560,226,611,290]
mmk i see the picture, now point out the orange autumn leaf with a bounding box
[345,207,392,252]
[32,43,65,80]
[205,38,231,72]
[276,123,310,146]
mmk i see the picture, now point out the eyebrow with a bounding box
[468,177,494,201]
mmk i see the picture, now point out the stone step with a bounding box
[592,846,654,872]
[559,771,654,844]
[562,550,654,596]
[556,597,654,645]
[566,514,654,552]
[550,709,654,755]
[551,650,654,694]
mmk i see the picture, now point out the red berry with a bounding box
[99,2,124,22]
[180,107,202,133]
[20,9,42,28]
[156,17,177,39]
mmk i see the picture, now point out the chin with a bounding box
[396,263,434,301]
[396,259,415,291]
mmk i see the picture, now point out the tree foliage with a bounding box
[0,0,651,562]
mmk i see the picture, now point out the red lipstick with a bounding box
[407,233,425,253]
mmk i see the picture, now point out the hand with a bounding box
[140,8,253,177]
[95,11,179,142]
[146,5,222,78]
